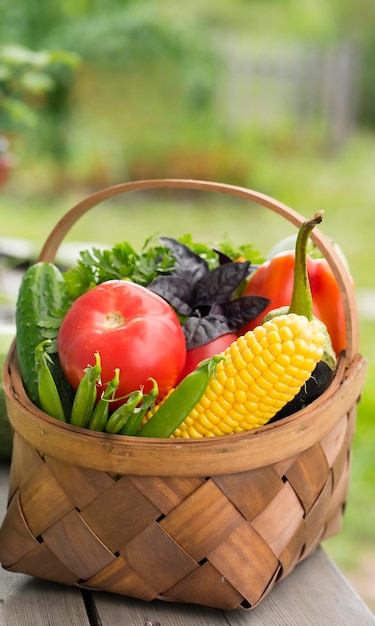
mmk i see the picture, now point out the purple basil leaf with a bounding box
[210,295,270,330]
[159,237,209,283]
[193,261,250,306]
[183,315,232,350]
[212,248,233,265]
[148,275,194,316]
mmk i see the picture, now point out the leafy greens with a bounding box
[62,234,269,349]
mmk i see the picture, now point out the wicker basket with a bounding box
[0,179,367,610]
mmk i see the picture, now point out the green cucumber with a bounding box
[15,262,74,414]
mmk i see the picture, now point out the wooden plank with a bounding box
[0,573,91,626]
[231,549,375,625]
[95,593,227,625]
[90,548,375,625]
[1,462,374,625]
[0,462,90,626]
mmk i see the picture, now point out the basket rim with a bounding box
[4,342,367,477]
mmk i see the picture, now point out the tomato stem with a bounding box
[103,310,126,330]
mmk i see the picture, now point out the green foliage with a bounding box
[55,5,205,65]
[0,1,219,163]
[0,43,79,131]
[2,0,375,169]
[63,239,176,301]
[357,43,375,128]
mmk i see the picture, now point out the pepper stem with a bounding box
[288,212,324,320]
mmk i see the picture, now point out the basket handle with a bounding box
[37,178,359,363]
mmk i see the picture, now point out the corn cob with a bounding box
[171,313,325,438]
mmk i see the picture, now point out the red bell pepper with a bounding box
[240,243,349,356]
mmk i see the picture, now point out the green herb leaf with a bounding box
[63,239,175,301]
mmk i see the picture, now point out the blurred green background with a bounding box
[0,0,374,611]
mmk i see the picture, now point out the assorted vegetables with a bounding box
[171,314,325,438]
[143,212,336,438]
[14,214,347,439]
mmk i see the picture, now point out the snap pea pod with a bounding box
[105,390,143,434]
[70,352,102,428]
[119,378,159,436]
[88,368,120,431]
[136,356,224,438]
[35,339,66,422]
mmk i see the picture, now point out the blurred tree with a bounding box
[0,43,80,165]
[0,0,218,164]
[329,0,375,128]
[0,44,79,131]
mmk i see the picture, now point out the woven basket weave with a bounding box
[0,179,367,610]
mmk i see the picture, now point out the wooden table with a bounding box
[0,462,373,625]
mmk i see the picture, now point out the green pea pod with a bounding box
[105,390,143,434]
[70,352,102,428]
[88,368,120,432]
[119,378,159,436]
[136,356,224,438]
[35,339,66,422]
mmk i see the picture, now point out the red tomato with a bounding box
[58,280,187,404]
[179,333,237,380]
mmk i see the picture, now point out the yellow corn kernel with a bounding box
[253,354,268,372]
[171,314,325,438]
[217,394,233,413]
[241,347,256,364]
[234,388,247,404]
[268,342,283,358]
[232,402,248,416]
[222,388,235,405]
[233,354,246,371]
[245,362,262,380]
[283,340,297,356]
[232,372,249,391]
[279,324,294,342]
[254,376,273,393]
[224,375,238,393]
[238,366,253,386]
[207,400,228,421]
[262,368,279,386]
[216,367,228,387]
[210,377,224,396]
[244,400,260,414]
[199,394,213,409]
